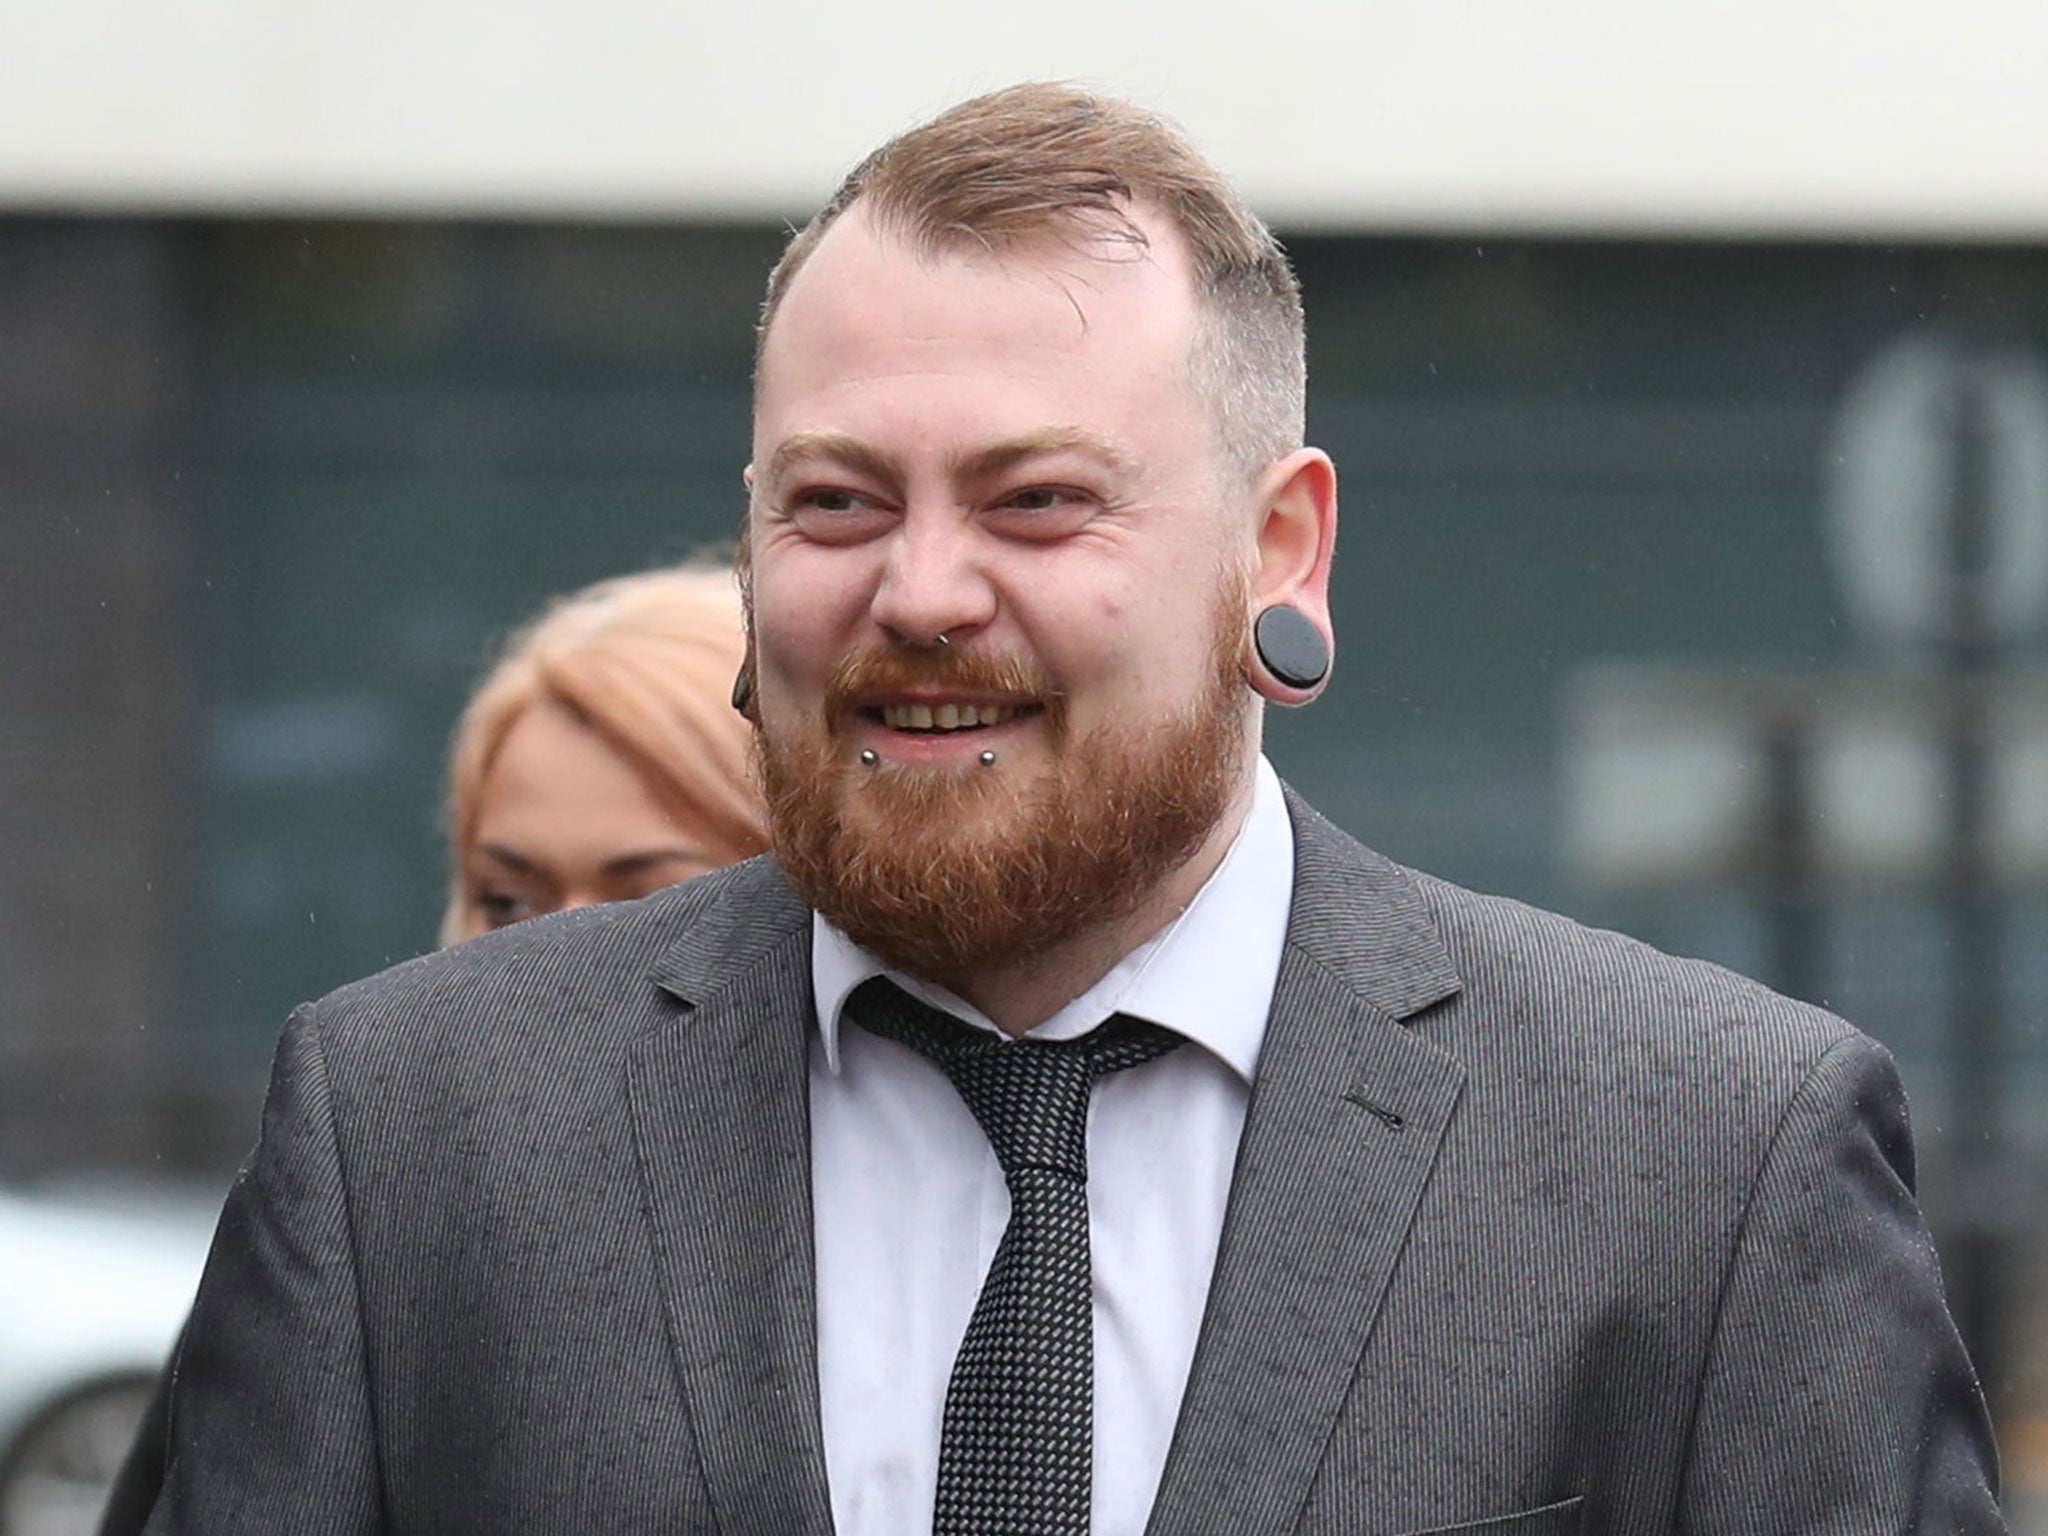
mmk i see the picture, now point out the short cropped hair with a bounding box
[440,564,768,945]
[758,82,1305,485]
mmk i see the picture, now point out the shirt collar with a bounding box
[812,755,1294,1086]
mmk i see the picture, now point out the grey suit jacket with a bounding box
[143,792,2002,1534]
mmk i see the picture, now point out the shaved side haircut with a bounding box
[757,82,1306,485]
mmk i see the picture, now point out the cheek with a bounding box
[754,555,862,678]
[1062,583,1233,711]
[1016,518,1239,668]
[750,556,878,736]
[1013,588,1176,718]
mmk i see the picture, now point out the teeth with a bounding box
[882,702,1017,732]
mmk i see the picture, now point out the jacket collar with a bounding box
[1145,787,1468,1536]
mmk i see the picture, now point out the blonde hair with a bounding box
[759,81,1305,483]
[440,564,767,944]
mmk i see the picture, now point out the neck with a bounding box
[955,767,1258,1036]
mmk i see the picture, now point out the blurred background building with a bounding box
[2,0,2045,1522]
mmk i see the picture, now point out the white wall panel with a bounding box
[3,0,2045,234]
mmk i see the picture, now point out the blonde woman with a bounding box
[99,564,767,1536]
[440,563,769,944]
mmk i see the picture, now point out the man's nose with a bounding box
[869,512,997,647]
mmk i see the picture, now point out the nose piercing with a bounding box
[859,749,879,767]
[934,632,951,648]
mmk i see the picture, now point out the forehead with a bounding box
[478,701,645,813]
[754,203,1206,421]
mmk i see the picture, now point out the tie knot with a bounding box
[845,976,1181,1181]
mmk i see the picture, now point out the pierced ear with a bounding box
[1253,605,1329,691]
[1246,448,1337,705]
[730,628,761,721]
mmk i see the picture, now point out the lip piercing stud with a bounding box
[934,632,950,648]
[979,750,997,767]
[859,749,879,767]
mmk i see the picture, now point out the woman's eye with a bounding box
[611,863,709,903]
[475,890,537,929]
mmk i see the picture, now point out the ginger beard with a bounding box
[755,579,1252,987]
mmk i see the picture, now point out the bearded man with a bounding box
[133,86,2000,1536]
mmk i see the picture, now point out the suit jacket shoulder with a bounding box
[1410,864,1860,1084]
[1253,788,1999,1533]
[145,856,822,1536]
[1285,786,1867,1135]
[301,853,810,1087]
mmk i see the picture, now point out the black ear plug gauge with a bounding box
[1253,605,1329,691]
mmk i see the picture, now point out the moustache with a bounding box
[823,647,1067,727]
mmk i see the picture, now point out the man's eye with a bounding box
[1001,486,1080,511]
[986,485,1094,539]
[795,488,867,513]
[785,487,893,544]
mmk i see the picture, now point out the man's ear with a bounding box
[1245,447,1337,705]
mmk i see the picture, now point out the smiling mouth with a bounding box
[869,701,1038,734]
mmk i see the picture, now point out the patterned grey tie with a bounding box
[846,975,1183,1536]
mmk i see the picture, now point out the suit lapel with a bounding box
[629,863,835,1536]
[1146,792,1468,1536]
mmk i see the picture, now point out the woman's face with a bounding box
[450,698,739,942]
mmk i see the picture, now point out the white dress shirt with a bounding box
[809,755,1295,1536]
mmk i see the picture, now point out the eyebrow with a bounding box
[765,431,900,490]
[764,426,1134,489]
[475,842,536,875]
[956,428,1134,483]
[598,849,705,878]
[473,844,702,878]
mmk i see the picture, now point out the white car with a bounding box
[0,1186,217,1536]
